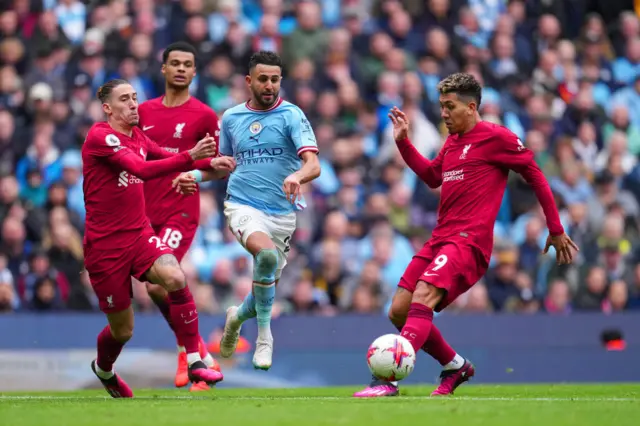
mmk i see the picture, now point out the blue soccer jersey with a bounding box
[219,98,319,214]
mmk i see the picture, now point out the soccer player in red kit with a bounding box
[138,42,235,392]
[354,73,579,398]
[83,78,226,398]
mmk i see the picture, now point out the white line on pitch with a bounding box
[0,396,637,402]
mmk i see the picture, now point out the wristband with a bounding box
[191,169,203,183]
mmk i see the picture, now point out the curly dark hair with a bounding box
[437,73,482,107]
[248,50,283,72]
[162,42,198,65]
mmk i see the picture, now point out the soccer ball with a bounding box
[366,334,416,381]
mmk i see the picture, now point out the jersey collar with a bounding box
[245,97,283,112]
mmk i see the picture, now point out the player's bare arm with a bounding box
[511,154,579,265]
[516,166,579,265]
[543,233,580,265]
[172,156,237,194]
[389,106,409,141]
[391,106,444,188]
[501,131,580,266]
[95,80,209,181]
[283,151,320,204]
[187,133,217,160]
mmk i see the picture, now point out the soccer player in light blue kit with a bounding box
[174,51,320,369]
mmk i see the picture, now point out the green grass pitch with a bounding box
[1,385,639,426]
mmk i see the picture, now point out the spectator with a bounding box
[1,0,639,316]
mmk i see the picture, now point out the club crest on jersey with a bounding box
[459,144,472,160]
[249,121,262,134]
[174,123,186,138]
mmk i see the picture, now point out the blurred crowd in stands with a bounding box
[1,0,640,316]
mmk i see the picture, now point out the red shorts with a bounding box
[399,239,488,312]
[151,213,198,263]
[84,227,171,313]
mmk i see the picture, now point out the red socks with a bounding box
[400,303,434,353]
[153,295,186,347]
[155,296,175,331]
[168,287,199,354]
[422,324,456,365]
[96,325,125,372]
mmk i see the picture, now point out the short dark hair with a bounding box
[96,79,128,103]
[437,73,482,107]
[248,51,283,72]
[162,42,198,65]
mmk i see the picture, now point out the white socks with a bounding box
[444,353,465,370]
[186,353,202,366]
[181,345,214,368]
[202,353,215,368]
[95,364,114,379]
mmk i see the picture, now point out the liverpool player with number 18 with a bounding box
[354,73,579,398]
[138,42,235,392]
[83,79,224,398]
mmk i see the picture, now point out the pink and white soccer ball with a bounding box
[367,334,416,381]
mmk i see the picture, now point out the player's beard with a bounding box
[253,88,279,109]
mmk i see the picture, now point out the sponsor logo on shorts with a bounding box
[239,215,251,225]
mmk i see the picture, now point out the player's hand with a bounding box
[388,106,409,142]
[189,133,217,160]
[283,173,301,204]
[543,233,580,265]
[210,156,236,173]
[172,172,198,195]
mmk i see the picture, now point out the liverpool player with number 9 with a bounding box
[354,73,579,398]
[82,79,224,398]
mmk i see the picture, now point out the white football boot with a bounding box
[219,306,242,358]
[252,336,273,370]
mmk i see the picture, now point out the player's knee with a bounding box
[387,303,407,329]
[146,282,166,300]
[413,281,444,309]
[111,325,134,343]
[253,248,278,284]
[161,267,186,292]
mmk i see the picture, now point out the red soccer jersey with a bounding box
[398,121,563,262]
[138,96,219,227]
[82,122,196,248]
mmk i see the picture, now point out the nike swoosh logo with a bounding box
[184,318,197,324]
[142,125,154,131]
[423,272,438,277]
